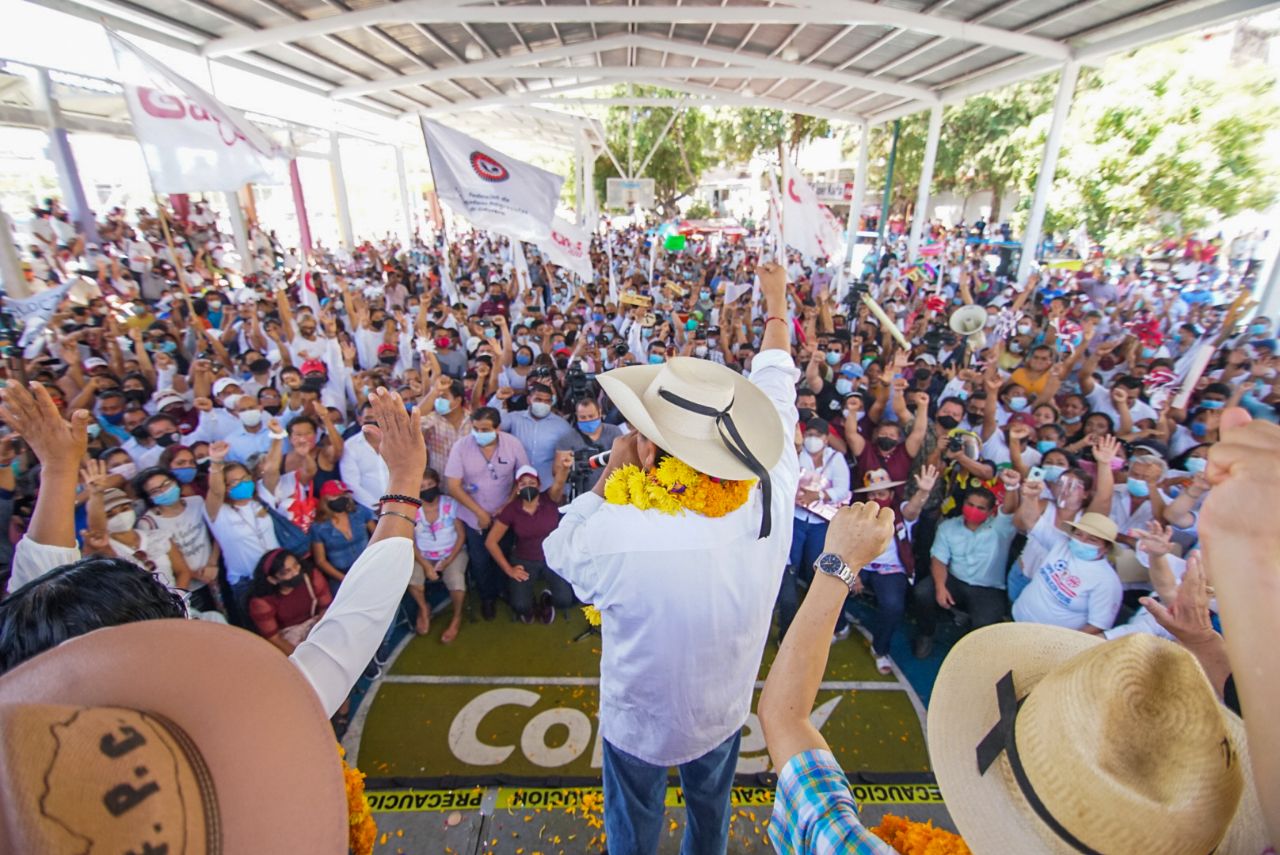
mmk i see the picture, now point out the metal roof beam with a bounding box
[202,0,1071,63]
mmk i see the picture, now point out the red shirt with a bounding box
[855,441,913,500]
[248,569,332,638]
[495,492,560,563]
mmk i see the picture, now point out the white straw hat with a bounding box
[929,625,1266,855]
[595,356,785,537]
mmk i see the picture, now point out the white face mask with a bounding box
[694,344,709,358]
[109,462,138,481]
[803,435,826,454]
[222,393,242,410]
[529,401,552,419]
[239,409,263,428]
[107,508,137,533]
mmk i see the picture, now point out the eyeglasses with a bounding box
[145,478,176,497]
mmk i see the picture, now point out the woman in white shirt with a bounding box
[136,465,221,615]
[413,467,468,643]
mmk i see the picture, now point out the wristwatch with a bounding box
[814,552,857,591]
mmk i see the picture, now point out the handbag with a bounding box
[257,498,311,557]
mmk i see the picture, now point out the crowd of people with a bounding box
[0,191,1277,853]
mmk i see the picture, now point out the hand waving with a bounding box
[0,382,89,473]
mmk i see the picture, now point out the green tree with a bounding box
[713,108,831,165]
[593,86,718,217]
[1031,39,1280,251]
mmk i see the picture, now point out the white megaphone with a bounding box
[949,304,988,349]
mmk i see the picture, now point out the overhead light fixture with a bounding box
[781,47,799,62]
[741,86,756,98]
[464,43,484,61]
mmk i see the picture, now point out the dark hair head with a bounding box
[472,406,501,429]
[0,558,187,675]
[964,486,997,511]
[250,548,291,598]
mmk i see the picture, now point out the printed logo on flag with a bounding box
[470,152,509,183]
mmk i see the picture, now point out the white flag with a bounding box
[766,177,784,261]
[107,29,283,193]
[782,160,839,260]
[10,283,71,354]
[510,240,532,294]
[605,233,619,304]
[421,119,563,243]
[724,278,753,304]
[537,216,593,283]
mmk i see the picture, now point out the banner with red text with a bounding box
[107,29,284,193]
[537,216,594,282]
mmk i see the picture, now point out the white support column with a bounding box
[0,200,30,297]
[32,69,98,244]
[223,190,254,274]
[574,137,585,226]
[844,120,870,273]
[906,104,943,261]
[1016,60,1079,285]
[329,130,355,249]
[394,144,414,245]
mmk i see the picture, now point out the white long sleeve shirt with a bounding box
[543,349,800,766]
[5,533,413,717]
[339,432,390,511]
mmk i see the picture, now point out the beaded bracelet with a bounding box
[764,315,789,328]
[379,493,423,508]
[378,510,416,526]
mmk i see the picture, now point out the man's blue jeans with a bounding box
[601,731,741,855]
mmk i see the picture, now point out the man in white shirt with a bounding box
[544,263,798,854]
[340,403,391,511]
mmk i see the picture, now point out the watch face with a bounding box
[817,553,845,575]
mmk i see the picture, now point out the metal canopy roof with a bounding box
[28,0,1279,130]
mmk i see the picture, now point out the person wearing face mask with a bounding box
[486,466,571,624]
[247,549,332,655]
[780,418,854,642]
[221,396,276,465]
[412,468,468,641]
[444,407,530,621]
[1011,510,1123,635]
[552,398,624,497]
[136,466,222,617]
[423,376,472,474]
[120,414,181,471]
[309,480,377,591]
[1010,437,1119,604]
[338,401,392,512]
[843,467,935,671]
[84,472,202,616]
[205,439,284,627]
[492,382,572,486]
[912,475,1022,659]
[1111,452,1169,532]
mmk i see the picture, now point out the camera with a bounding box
[947,434,964,453]
[564,364,595,403]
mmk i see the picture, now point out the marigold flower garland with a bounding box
[872,814,971,855]
[339,744,377,855]
[603,457,755,518]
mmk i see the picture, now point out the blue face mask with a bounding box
[1200,400,1224,410]
[835,378,854,396]
[86,422,102,439]
[472,429,497,446]
[515,353,532,366]
[1036,439,1057,454]
[577,418,602,434]
[1184,457,1207,474]
[825,351,841,365]
[1191,422,1208,438]
[1008,396,1029,412]
[641,328,653,339]
[434,397,452,416]
[102,411,125,426]
[152,484,182,507]
[1067,538,1102,561]
[700,291,711,301]
[1061,414,1081,424]
[649,354,665,365]
[1141,346,1156,359]
[1126,479,1150,498]
[173,466,197,484]
[1042,464,1066,483]
[227,480,255,501]
[592,312,604,322]
[1250,323,1269,336]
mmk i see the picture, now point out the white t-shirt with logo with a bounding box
[1012,539,1122,631]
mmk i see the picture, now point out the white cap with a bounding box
[515,465,540,483]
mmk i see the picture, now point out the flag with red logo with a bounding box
[782,160,842,260]
[537,216,593,282]
[107,28,284,193]
[420,119,563,243]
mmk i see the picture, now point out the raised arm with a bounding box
[0,383,88,549]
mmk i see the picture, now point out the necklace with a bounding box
[603,458,754,518]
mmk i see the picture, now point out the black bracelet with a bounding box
[379,493,423,508]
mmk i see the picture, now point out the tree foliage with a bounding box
[852,33,1279,252]
[713,108,831,164]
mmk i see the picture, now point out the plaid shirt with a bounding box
[769,750,895,855]
[423,411,471,475]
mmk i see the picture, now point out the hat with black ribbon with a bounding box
[928,624,1266,855]
[596,356,787,538]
